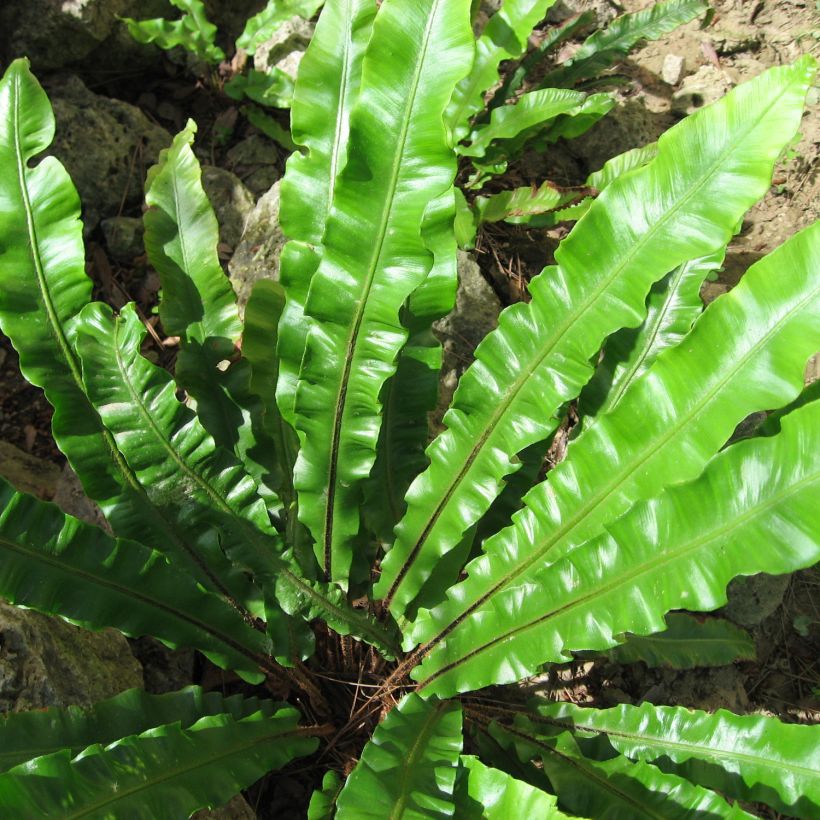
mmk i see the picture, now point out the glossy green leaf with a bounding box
[277,0,377,429]
[379,57,817,619]
[242,104,297,151]
[499,726,750,819]
[454,755,566,818]
[363,191,458,546]
[540,0,708,89]
[474,181,591,225]
[414,396,820,695]
[580,249,724,422]
[75,302,278,609]
[0,707,317,818]
[0,59,196,551]
[336,694,463,819]
[290,0,474,584]
[446,0,558,141]
[308,771,343,820]
[122,0,224,63]
[608,613,755,669]
[0,478,270,683]
[528,700,820,818]
[0,687,278,774]
[757,379,820,437]
[237,0,325,55]
[493,10,596,106]
[460,88,588,157]
[586,142,659,190]
[225,68,295,109]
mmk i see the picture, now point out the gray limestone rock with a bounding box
[228,181,285,313]
[432,251,502,428]
[0,441,62,500]
[0,0,168,70]
[47,75,172,231]
[226,135,282,198]
[253,16,314,81]
[201,166,256,250]
[722,573,791,628]
[0,602,143,713]
[101,216,145,264]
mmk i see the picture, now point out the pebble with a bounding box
[662,53,686,85]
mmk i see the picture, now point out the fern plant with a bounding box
[0,0,818,816]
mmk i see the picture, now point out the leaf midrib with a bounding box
[319,0,444,577]
[390,67,796,607]
[420,464,819,688]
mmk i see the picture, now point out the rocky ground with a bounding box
[0,0,817,816]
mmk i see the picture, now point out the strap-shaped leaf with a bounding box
[277,0,377,429]
[529,700,820,818]
[363,191,458,546]
[446,0,558,141]
[608,613,755,669]
[410,219,820,666]
[0,707,317,818]
[0,59,189,549]
[474,182,591,225]
[540,0,708,89]
[496,725,751,819]
[335,694,463,819]
[378,57,816,618]
[0,478,270,683]
[75,301,279,607]
[123,0,224,63]
[237,0,326,55]
[580,249,724,422]
[454,755,566,818]
[413,397,820,695]
[493,10,596,106]
[586,142,659,190]
[291,0,474,584]
[0,686,277,774]
[460,88,589,158]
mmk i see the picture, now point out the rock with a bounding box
[226,135,282,197]
[722,573,791,628]
[254,16,314,81]
[53,462,109,530]
[0,0,168,70]
[672,65,732,116]
[548,0,617,28]
[101,216,145,264]
[661,53,685,86]
[129,636,196,695]
[0,601,142,713]
[47,75,172,231]
[201,166,256,250]
[0,441,61,500]
[228,181,285,312]
[432,251,502,428]
[192,794,257,820]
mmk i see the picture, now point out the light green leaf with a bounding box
[0,478,270,683]
[580,249,724,422]
[414,396,820,695]
[378,57,817,619]
[586,142,659,190]
[454,755,566,818]
[528,700,820,818]
[336,694,463,819]
[447,0,558,141]
[499,726,751,819]
[122,0,224,63]
[474,181,592,225]
[460,88,588,157]
[225,68,295,109]
[0,707,317,818]
[290,0,474,584]
[276,0,377,429]
[0,59,195,552]
[607,612,756,669]
[541,0,708,89]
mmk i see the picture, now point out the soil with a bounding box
[0,0,817,816]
